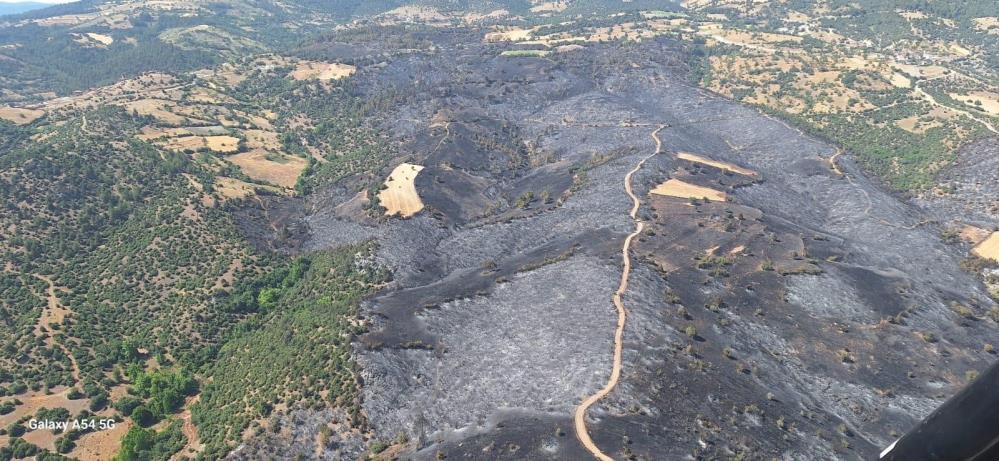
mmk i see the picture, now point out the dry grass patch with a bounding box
[214,176,256,200]
[485,26,534,42]
[0,388,88,430]
[650,179,726,202]
[22,428,58,450]
[899,11,927,20]
[68,418,131,461]
[895,115,942,134]
[226,150,306,189]
[959,225,990,245]
[249,115,274,131]
[463,10,509,23]
[972,232,999,261]
[379,5,448,23]
[0,107,44,124]
[34,300,70,339]
[677,152,757,176]
[288,61,356,81]
[951,91,999,116]
[204,135,240,152]
[379,163,425,218]
[948,44,971,57]
[812,90,874,113]
[159,135,239,153]
[243,129,281,150]
[530,1,567,13]
[973,17,999,34]
[86,32,113,45]
[135,126,202,141]
[701,28,801,49]
[187,86,234,105]
[72,32,113,47]
[805,29,847,44]
[803,70,840,84]
[122,99,188,125]
[32,13,99,27]
[889,72,912,89]
[893,63,948,79]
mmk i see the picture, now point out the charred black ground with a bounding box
[238,32,998,461]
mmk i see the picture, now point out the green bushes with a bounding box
[113,396,143,417]
[122,368,197,427]
[192,246,386,459]
[114,421,185,461]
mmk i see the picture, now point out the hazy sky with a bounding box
[0,0,74,3]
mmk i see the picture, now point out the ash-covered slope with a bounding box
[296,36,997,460]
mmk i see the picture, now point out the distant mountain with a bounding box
[0,2,53,16]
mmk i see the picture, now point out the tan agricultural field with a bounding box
[288,61,356,81]
[122,99,189,125]
[205,135,240,152]
[677,152,757,176]
[650,179,726,202]
[530,1,567,13]
[243,129,281,150]
[951,91,999,116]
[379,163,425,218]
[0,107,45,124]
[226,150,307,188]
[973,232,999,261]
[86,32,113,45]
[31,13,99,27]
[485,26,534,42]
[889,72,912,89]
[159,135,240,153]
[892,63,948,79]
[214,176,256,200]
[137,126,186,141]
[379,5,448,23]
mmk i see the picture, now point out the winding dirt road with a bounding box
[34,274,81,383]
[914,82,997,135]
[573,126,665,461]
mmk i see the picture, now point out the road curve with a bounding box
[573,126,665,461]
[34,274,81,383]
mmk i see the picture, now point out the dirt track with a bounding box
[573,126,665,460]
[34,274,81,383]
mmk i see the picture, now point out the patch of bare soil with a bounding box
[226,150,307,189]
[171,395,203,460]
[214,176,256,200]
[951,91,999,116]
[649,178,727,201]
[159,135,240,153]
[0,107,44,124]
[0,387,88,431]
[69,418,131,461]
[972,232,999,261]
[378,163,425,218]
[288,61,356,81]
[677,152,757,176]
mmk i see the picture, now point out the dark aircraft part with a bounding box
[880,360,999,460]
